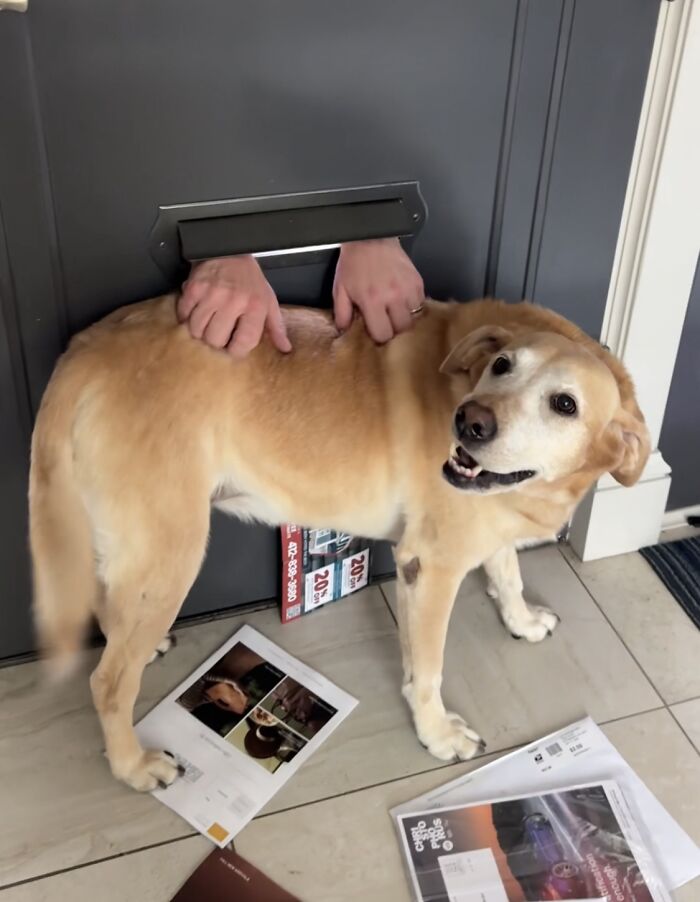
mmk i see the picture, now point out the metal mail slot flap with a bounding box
[149,182,427,278]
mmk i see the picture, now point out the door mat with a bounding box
[640,536,700,630]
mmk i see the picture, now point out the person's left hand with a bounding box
[333,238,425,343]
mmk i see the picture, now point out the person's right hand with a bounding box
[178,255,292,357]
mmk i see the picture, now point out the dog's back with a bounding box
[28,294,404,675]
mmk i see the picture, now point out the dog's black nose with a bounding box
[455,401,497,442]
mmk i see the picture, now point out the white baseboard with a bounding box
[568,451,671,562]
[662,503,700,531]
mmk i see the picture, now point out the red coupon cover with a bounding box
[281,524,303,623]
[280,525,372,622]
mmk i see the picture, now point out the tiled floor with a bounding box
[1,542,699,901]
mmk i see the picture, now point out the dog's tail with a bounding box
[29,360,97,679]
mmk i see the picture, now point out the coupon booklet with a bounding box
[280,524,372,622]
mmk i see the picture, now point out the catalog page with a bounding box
[392,716,700,891]
[136,624,357,847]
[397,781,670,902]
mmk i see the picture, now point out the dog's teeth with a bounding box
[470,465,483,477]
[450,458,472,478]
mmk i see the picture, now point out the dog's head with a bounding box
[439,325,649,495]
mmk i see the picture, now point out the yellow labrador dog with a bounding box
[29,295,649,791]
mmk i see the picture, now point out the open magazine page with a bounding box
[136,625,357,847]
[397,781,671,902]
[392,717,700,891]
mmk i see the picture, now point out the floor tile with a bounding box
[0,588,437,887]
[672,698,700,753]
[562,544,700,704]
[0,760,492,902]
[383,545,661,750]
[601,708,700,874]
[5,709,698,902]
[659,525,700,544]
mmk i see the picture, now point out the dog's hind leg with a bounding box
[483,545,560,642]
[90,500,209,791]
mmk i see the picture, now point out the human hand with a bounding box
[332,238,425,343]
[178,255,292,357]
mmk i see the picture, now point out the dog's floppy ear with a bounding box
[440,325,513,379]
[605,405,651,487]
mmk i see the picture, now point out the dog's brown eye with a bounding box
[492,356,511,376]
[551,393,577,416]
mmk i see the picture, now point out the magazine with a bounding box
[280,524,372,622]
[171,848,299,901]
[396,781,671,902]
[136,625,357,846]
[392,716,700,891]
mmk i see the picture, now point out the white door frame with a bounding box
[569,0,700,561]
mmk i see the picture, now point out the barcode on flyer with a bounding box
[546,742,563,756]
[227,791,255,818]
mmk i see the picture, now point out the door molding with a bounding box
[570,0,700,560]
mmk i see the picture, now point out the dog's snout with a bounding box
[455,401,497,443]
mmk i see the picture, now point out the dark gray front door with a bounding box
[0,0,659,657]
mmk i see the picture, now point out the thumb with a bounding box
[333,283,353,332]
[267,301,292,353]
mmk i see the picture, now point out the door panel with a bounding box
[660,256,700,512]
[23,0,522,623]
[0,1,659,656]
[0,220,33,659]
[28,0,517,334]
[527,0,659,336]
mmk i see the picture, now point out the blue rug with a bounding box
[640,537,700,630]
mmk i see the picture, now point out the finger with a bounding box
[203,304,242,349]
[178,278,209,321]
[266,301,292,353]
[333,283,354,332]
[413,278,426,309]
[387,298,412,334]
[361,302,394,344]
[227,306,266,358]
[188,301,216,339]
[188,283,236,339]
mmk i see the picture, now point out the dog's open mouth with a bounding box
[442,445,536,491]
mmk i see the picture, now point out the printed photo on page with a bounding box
[135,625,357,847]
[397,781,670,902]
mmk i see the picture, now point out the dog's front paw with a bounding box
[114,749,184,792]
[506,603,560,642]
[147,633,177,665]
[418,711,486,762]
